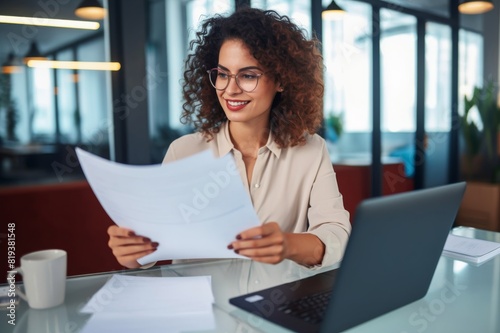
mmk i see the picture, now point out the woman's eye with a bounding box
[218,72,228,79]
[240,73,258,80]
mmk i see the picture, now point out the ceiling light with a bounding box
[322,0,346,20]
[2,53,22,74]
[24,41,47,63]
[0,15,100,30]
[75,0,107,20]
[27,60,121,71]
[458,0,494,14]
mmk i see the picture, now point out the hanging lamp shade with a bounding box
[322,0,346,20]
[75,0,107,20]
[2,53,22,74]
[24,41,46,62]
[458,0,494,14]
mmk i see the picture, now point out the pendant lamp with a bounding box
[2,53,22,74]
[322,0,346,20]
[24,41,46,63]
[75,0,107,20]
[458,0,494,14]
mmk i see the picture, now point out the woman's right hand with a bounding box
[107,225,159,269]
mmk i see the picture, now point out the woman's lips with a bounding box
[226,99,250,111]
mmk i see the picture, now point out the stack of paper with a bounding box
[80,275,215,333]
[443,234,500,264]
[75,148,260,264]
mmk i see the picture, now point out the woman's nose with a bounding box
[225,76,242,94]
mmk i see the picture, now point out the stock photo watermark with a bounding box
[50,64,168,182]
[244,272,303,329]
[401,280,467,333]
[7,0,76,53]
[80,276,130,313]
[178,158,239,223]
[6,222,17,325]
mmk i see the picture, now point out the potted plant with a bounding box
[324,112,344,159]
[457,81,500,231]
[325,112,344,143]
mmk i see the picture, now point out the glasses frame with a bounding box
[206,68,265,93]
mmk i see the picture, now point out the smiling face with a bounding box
[216,39,281,128]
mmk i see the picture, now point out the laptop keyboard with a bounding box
[277,290,331,324]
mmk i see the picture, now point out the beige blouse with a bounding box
[163,122,351,268]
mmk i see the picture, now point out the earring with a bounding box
[278,87,284,92]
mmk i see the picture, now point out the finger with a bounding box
[108,225,136,237]
[241,250,284,264]
[231,233,284,250]
[237,245,284,258]
[237,222,279,240]
[109,235,153,248]
[112,243,159,258]
[118,248,157,260]
[117,249,158,268]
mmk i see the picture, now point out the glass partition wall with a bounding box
[380,9,417,190]
[322,0,372,162]
[424,22,453,188]
[0,8,111,186]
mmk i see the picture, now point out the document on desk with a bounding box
[443,234,500,264]
[76,147,260,264]
[79,275,215,333]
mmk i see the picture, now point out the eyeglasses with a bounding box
[207,68,264,93]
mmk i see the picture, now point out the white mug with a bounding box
[9,249,67,309]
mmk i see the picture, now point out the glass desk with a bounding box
[2,227,499,333]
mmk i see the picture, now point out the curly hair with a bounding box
[181,7,324,148]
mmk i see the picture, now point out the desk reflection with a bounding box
[2,227,499,333]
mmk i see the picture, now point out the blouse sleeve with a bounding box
[305,141,351,268]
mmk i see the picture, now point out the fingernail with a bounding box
[143,237,151,242]
[234,249,240,254]
[152,242,159,247]
[227,244,233,250]
[236,234,242,240]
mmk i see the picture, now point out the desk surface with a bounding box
[2,227,500,333]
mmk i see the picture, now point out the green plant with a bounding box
[460,81,500,183]
[325,112,344,143]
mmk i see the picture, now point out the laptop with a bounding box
[229,182,466,333]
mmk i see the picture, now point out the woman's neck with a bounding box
[228,121,269,156]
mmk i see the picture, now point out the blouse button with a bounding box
[254,183,260,188]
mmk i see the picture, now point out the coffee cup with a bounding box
[8,249,67,309]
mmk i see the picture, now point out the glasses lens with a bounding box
[208,69,261,92]
[236,71,260,92]
[209,69,228,90]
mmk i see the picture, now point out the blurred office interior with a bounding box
[0,1,499,275]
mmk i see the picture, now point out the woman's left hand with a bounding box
[228,222,288,264]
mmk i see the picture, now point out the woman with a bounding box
[108,7,351,269]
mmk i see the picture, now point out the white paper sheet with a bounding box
[76,148,260,264]
[79,275,215,333]
[79,311,216,333]
[443,234,500,264]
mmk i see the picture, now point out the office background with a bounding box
[0,0,499,275]
[0,0,497,191]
